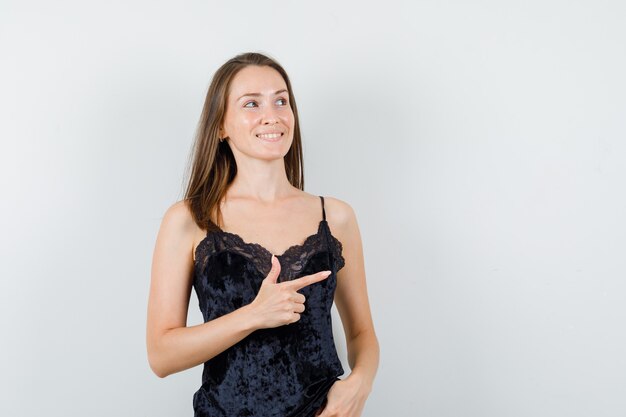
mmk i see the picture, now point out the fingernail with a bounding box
[322,270,331,276]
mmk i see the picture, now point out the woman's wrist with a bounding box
[347,369,374,394]
[238,303,260,332]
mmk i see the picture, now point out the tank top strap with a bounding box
[319,195,337,275]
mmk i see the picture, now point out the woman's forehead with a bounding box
[229,66,288,100]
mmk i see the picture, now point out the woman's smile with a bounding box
[256,132,284,142]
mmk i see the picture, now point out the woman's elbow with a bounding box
[147,340,170,378]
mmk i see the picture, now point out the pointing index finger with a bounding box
[284,270,332,291]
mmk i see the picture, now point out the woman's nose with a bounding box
[261,105,279,124]
[262,116,278,125]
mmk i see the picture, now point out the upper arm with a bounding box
[326,197,375,342]
[146,200,196,364]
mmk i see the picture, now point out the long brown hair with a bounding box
[182,52,304,233]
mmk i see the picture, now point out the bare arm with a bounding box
[329,197,380,392]
[145,201,260,378]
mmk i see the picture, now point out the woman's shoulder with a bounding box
[312,194,356,235]
[319,194,353,217]
[160,199,208,261]
[160,200,205,238]
[162,199,196,225]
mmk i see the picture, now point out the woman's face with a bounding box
[221,65,295,161]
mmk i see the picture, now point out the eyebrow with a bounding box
[236,89,288,101]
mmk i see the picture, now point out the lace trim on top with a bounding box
[194,220,345,282]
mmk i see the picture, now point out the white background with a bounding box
[1,1,625,416]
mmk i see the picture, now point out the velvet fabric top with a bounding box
[192,196,346,417]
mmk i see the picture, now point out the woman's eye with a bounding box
[243,98,287,108]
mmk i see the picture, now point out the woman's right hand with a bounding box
[247,254,332,330]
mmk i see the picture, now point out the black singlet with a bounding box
[192,196,346,417]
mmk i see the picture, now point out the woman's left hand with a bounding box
[314,373,372,417]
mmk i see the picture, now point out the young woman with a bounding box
[146,52,379,417]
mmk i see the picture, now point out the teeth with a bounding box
[257,133,282,139]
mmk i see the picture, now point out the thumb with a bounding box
[264,254,281,284]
